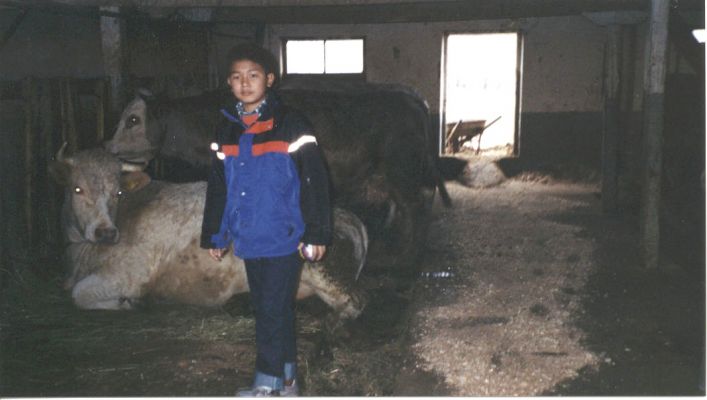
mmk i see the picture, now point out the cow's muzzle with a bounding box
[94,227,119,244]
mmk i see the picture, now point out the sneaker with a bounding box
[236,385,279,397]
[281,380,299,397]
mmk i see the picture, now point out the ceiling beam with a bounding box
[3,0,703,25]
[212,0,652,24]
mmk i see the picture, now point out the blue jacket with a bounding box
[200,92,332,259]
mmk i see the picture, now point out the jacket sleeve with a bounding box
[200,130,231,249]
[288,113,333,246]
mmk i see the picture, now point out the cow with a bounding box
[49,146,367,319]
[104,82,451,268]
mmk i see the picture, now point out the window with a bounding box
[285,39,364,74]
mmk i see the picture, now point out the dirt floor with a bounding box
[398,179,704,396]
[1,172,704,396]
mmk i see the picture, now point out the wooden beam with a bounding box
[640,0,670,269]
[61,80,79,152]
[10,0,705,25]
[100,6,125,115]
[39,81,59,246]
[95,80,106,143]
[22,78,36,246]
[618,25,638,213]
[214,0,650,24]
[583,10,646,25]
[601,24,622,214]
[586,12,643,215]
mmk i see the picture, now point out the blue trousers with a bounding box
[244,252,302,390]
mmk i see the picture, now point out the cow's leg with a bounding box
[298,264,366,320]
[386,191,429,269]
[72,274,135,310]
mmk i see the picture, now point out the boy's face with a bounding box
[227,60,275,113]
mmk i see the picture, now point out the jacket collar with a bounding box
[221,90,282,126]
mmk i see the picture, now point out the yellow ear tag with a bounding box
[121,171,149,192]
[124,179,139,192]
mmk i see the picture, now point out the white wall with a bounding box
[520,16,606,113]
[264,15,609,115]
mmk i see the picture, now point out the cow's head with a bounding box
[49,144,151,244]
[104,89,161,168]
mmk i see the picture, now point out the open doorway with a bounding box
[442,32,520,156]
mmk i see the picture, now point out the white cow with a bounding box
[50,147,367,319]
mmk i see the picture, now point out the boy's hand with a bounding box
[310,245,326,261]
[300,243,326,262]
[209,247,228,262]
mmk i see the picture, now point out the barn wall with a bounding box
[265,15,609,168]
[124,18,211,97]
[519,16,605,168]
[0,9,213,99]
[0,10,103,79]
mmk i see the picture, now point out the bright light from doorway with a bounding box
[444,33,518,153]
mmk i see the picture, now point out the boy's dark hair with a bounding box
[225,42,280,84]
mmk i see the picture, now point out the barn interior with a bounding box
[0,0,705,396]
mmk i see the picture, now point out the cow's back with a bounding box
[117,181,206,245]
[68,181,248,306]
[122,181,248,305]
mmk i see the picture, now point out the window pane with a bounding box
[324,39,364,73]
[286,40,324,73]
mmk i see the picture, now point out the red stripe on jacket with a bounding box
[222,144,239,157]
[246,119,274,134]
[220,141,289,158]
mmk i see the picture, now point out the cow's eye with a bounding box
[126,115,141,128]
[73,186,83,194]
[117,190,123,197]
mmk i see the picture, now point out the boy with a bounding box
[200,42,332,397]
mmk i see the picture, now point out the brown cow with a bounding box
[105,83,451,268]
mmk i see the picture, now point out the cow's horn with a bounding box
[55,142,74,165]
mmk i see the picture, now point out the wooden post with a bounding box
[584,11,644,214]
[100,6,125,116]
[640,0,670,269]
[619,25,638,207]
[38,81,58,248]
[58,80,68,146]
[59,80,79,152]
[22,78,36,246]
[65,80,79,152]
[207,29,220,90]
[95,79,106,143]
[602,25,621,213]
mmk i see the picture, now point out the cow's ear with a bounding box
[48,160,72,186]
[121,171,151,193]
